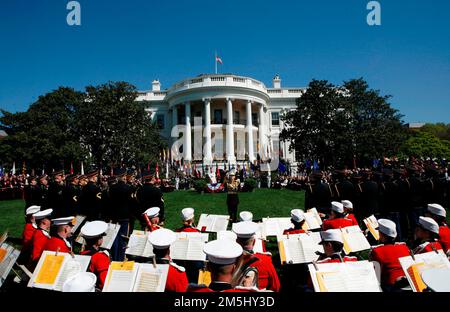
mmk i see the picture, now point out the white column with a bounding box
[258,104,265,160]
[172,106,178,128]
[246,100,255,163]
[184,102,192,161]
[203,98,213,164]
[226,98,236,163]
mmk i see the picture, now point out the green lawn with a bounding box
[0,189,305,239]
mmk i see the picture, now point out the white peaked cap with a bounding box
[51,216,75,226]
[427,204,446,218]
[331,201,344,213]
[419,216,440,235]
[421,268,450,292]
[239,211,253,222]
[229,169,236,176]
[378,219,397,238]
[232,221,259,239]
[320,229,343,244]
[62,272,97,292]
[217,230,238,241]
[291,209,305,223]
[181,207,195,221]
[341,200,353,209]
[148,228,177,249]
[203,239,243,265]
[26,205,41,215]
[33,208,53,220]
[81,221,108,239]
[144,207,160,218]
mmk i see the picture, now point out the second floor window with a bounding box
[271,112,280,126]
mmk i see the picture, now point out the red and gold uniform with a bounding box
[155,258,188,292]
[413,240,443,254]
[283,228,306,235]
[22,223,37,248]
[322,218,354,231]
[369,242,410,286]
[81,248,110,290]
[30,228,51,265]
[345,213,358,226]
[175,225,200,233]
[249,252,281,292]
[43,235,72,253]
[439,225,450,253]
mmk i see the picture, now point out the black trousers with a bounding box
[227,193,239,222]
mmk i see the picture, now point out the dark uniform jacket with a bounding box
[79,181,102,220]
[137,183,165,220]
[108,181,133,222]
[47,181,65,218]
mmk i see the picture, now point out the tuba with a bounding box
[230,251,259,288]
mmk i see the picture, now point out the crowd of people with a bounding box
[1,158,450,292]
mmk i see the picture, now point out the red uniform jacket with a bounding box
[414,241,443,254]
[165,262,189,292]
[439,225,450,253]
[346,214,358,226]
[43,236,71,254]
[370,243,410,286]
[22,223,37,250]
[250,253,281,292]
[148,224,161,232]
[30,228,51,264]
[283,228,306,235]
[175,225,200,233]
[322,218,354,231]
[81,249,110,290]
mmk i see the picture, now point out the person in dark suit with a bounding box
[24,176,43,210]
[79,170,102,221]
[305,171,333,215]
[46,170,65,218]
[62,174,81,217]
[136,171,165,227]
[357,170,380,220]
[380,169,403,241]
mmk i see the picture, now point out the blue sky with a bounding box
[0,0,449,123]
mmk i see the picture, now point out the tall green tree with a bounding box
[400,131,450,159]
[74,81,163,169]
[0,87,86,170]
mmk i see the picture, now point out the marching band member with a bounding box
[283,209,306,235]
[187,239,254,292]
[143,207,162,232]
[80,221,111,290]
[322,202,354,231]
[148,228,188,292]
[18,205,41,264]
[43,216,75,253]
[29,208,53,268]
[341,200,358,226]
[369,219,410,291]
[425,203,450,253]
[317,229,357,263]
[413,216,443,254]
[175,207,200,233]
[233,221,281,292]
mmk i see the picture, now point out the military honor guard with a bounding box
[322,201,354,231]
[369,219,411,291]
[283,209,306,235]
[175,208,200,233]
[226,169,240,223]
[425,203,450,253]
[29,208,53,268]
[62,174,81,217]
[148,228,189,292]
[80,221,111,290]
[43,216,75,253]
[137,171,165,225]
[413,216,444,254]
[143,207,162,232]
[233,221,281,292]
[316,229,358,263]
[79,170,102,221]
[47,170,66,218]
[341,200,358,226]
[24,177,44,211]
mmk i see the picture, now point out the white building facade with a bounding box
[136,74,305,170]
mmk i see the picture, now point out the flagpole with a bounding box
[215,51,217,74]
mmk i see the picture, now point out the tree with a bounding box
[0,87,86,170]
[420,123,450,141]
[74,81,164,169]
[400,131,450,159]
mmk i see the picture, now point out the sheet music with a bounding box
[253,239,264,254]
[170,240,189,260]
[280,233,323,264]
[0,243,20,287]
[103,262,138,292]
[76,222,120,250]
[363,215,379,240]
[197,214,229,233]
[262,218,293,237]
[176,232,209,242]
[54,255,91,291]
[304,208,323,230]
[399,250,450,292]
[126,231,154,258]
[71,215,87,234]
[186,240,207,261]
[341,226,371,254]
[133,264,169,292]
[309,261,381,292]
